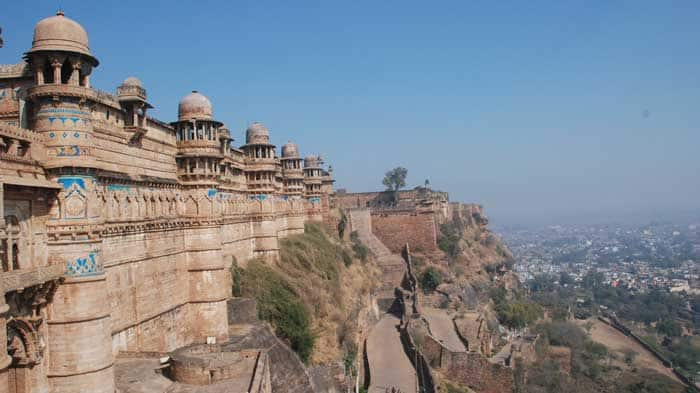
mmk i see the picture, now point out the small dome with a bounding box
[304,155,321,168]
[122,76,142,87]
[281,142,299,158]
[178,91,212,121]
[28,11,97,64]
[246,122,270,144]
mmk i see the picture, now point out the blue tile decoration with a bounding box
[49,132,55,138]
[56,145,80,156]
[65,251,103,277]
[250,194,268,201]
[207,188,218,198]
[39,108,89,116]
[309,197,321,204]
[107,184,132,192]
[62,132,68,138]
[48,117,56,124]
[73,132,80,138]
[59,117,67,124]
[57,176,86,190]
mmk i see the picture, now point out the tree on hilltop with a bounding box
[382,167,408,205]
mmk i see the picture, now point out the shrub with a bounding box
[438,221,462,258]
[420,267,442,292]
[656,319,682,337]
[341,247,353,267]
[237,259,315,362]
[350,231,369,262]
[338,211,347,239]
[343,344,357,377]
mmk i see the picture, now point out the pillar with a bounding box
[70,61,81,86]
[51,59,62,84]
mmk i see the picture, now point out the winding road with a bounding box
[422,307,466,353]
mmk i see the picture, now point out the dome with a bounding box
[122,76,142,87]
[304,155,321,168]
[281,142,299,158]
[28,11,97,64]
[178,91,212,121]
[245,122,270,144]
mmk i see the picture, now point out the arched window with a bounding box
[60,59,72,84]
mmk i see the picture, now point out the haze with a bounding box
[3,0,698,225]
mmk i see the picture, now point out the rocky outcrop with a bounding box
[227,299,315,393]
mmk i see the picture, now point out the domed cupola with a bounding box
[178,91,213,121]
[281,142,299,158]
[245,122,271,145]
[27,11,98,65]
[304,155,321,169]
[280,141,304,198]
[24,11,98,87]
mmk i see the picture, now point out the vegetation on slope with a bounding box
[234,222,380,365]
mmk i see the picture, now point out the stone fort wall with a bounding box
[370,209,438,253]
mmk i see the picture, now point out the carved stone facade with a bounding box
[0,11,333,393]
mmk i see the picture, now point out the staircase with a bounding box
[347,209,406,298]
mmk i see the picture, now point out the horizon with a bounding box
[2,1,698,226]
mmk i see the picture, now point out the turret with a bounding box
[117,76,151,139]
[241,122,277,197]
[280,141,304,198]
[172,91,225,186]
[24,11,100,170]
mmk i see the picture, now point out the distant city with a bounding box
[498,221,700,293]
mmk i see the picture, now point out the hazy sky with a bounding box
[2,1,699,226]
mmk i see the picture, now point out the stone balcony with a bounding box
[176,139,222,157]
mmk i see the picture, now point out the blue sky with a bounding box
[2,1,699,225]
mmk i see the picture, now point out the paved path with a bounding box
[422,307,466,353]
[367,314,417,393]
[349,209,417,393]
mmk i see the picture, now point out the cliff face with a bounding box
[443,202,514,277]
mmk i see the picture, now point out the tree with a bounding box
[382,167,408,193]
[419,267,442,292]
[656,319,682,337]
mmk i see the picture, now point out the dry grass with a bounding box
[579,318,682,384]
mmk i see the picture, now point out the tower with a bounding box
[22,11,114,393]
[172,91,225,187]
[242,122,277,197]
[280,142,304,199]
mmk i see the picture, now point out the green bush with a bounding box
[237,259,315,363]
[338,211,347,239]
[420,267,442,292]
[341,247,353,267]
[438,221,462,257]
[350,231,369,262]
[656,319,682,337]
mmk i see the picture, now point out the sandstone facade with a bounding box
[0,12,333,393]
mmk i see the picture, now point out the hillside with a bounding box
[233,221,381,369]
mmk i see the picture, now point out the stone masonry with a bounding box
[0,11,334,393]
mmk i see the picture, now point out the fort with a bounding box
[0,12,334,393]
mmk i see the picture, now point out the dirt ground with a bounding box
[581,318,682,384]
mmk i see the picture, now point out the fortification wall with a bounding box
[371,210,438,253]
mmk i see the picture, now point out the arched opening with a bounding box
[11,244,19,270]
[60,59,72,84]
[42,61,53,84]
[6,321,37,393]
[1,239,8,272]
